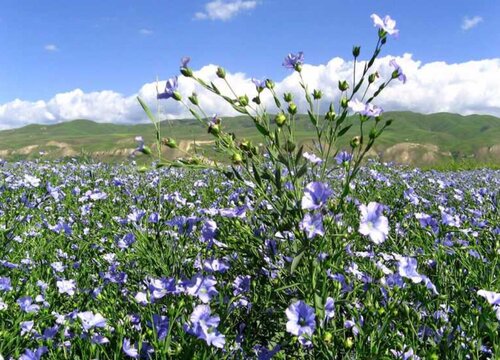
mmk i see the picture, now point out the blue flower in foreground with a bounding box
[301,182,333,210]
[157,76,178,100]
[17,296,40,313]
[303,152,323,164]
[348,99,383,117]
[285,300,316,345]
[389,59,407,83]
[0,277,12,292]
[398,257,422,283]
[371,13,399,37]
[20,346,48,360]
[299,213,325,239]
[123,338,138,358]
[283,52,304,70]
[187,305,226,348]
[56,279,76,296]
[324,297,335,321]
[335,151,352,165]
[152,314,169,340]
[358,202,389,244]
[477,290,500,320]
[185,274,218,303]
[77,311,107,331]
[390,347,420,360]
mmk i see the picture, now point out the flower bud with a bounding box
[294,63,302,72]
[368,72,379,84]
[216,66,226,79]
[252,96,261,105]
[208,124,221,136]
[188,92,199,105]
[238,95,249,107]
[140,146,152,155]
[162,138,178,149]
[288,102,297,115]
[180,67,193,77]
[283,92,293,102]
[172,91,182,101]
[275,113,287,127]
[344,337,354,349]
[265,79,275,89]
[369,128,377,139]
[285,140,296,152]
[341,98,348,108]
[239,140,251,151]
[338,80,349,91]
[232,152,242,164]
[326,111,335,121]
[323,332,333,343]
[352,46,361,58]
[312,89,322,100]
[350,136,361,148]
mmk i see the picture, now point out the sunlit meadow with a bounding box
[0,13,499,360]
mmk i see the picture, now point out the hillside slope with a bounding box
[0,112,498,166]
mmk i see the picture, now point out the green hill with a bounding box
[0,112,499,167]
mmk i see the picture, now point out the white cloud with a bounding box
[462,16,483,30]
[195,0,258,21]
[139,28,153,35]
[44,44,59,52]
[1,55,499,130]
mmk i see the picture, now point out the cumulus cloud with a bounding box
[0,54,499,130]
[461,16,483,30]
[195,0,258,21]
[44,44,59,52]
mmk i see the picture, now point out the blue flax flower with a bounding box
[285,300,316,345]
[157,76,178,100]
[301,182,333,210]
[283,52,304,70]
[299,213,325,239]
[187,305,226,348]
[358,202,389,244]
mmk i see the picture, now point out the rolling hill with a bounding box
[0,112,499,167]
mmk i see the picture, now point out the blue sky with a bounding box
[0,0,499,128]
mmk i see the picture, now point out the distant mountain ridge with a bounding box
[0,112,499,166]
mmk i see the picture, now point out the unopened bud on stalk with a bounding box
[216,66,226,79]
[352,46,361,58]
[344,338,354,349]
[368,72,379,83]
[294,63,302,72]
[288,102,297,115]
[172,91,182,101]
[188,93,199,105]
[350,136,361,148]
[285,140,296,152]
[323,332,333,343]
[338,80,349,91]
[275,113,287,127]
[140,146,152,155]
[312,89,322,100]
[208,124,221,136]
[238,95,249,106]
[162,138,178,149]
[283,92,293,102]
[232,152,242,164]
[341,98,349,108]
[326,111,335,121]
[265,79,275,89]
[180,67,193,77]
[239,140,251,151]
[252,96,261,105]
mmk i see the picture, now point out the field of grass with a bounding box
[0,158,498,359]
[0,111,499,167]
